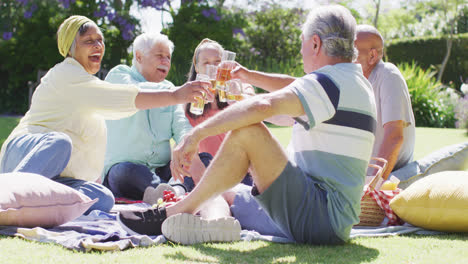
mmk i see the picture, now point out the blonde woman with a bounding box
[185,39,255,156]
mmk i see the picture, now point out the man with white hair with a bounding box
[118,5,377,245]
[355,25,415,180]
[102,33,211,202]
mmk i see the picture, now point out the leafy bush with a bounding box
[237,6,304,68]
[163,1,247,85]
[232,5,305,93]
[386,33,468,90]
[399,62,456,128]
[163,4,306,88]
[241,56,304,94]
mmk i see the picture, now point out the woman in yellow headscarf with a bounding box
[0,15,212,215]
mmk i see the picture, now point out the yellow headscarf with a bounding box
[57,15,94,57]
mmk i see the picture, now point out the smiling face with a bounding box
[71,23,105,75]
[195,45,222,74]
[136,42,171,83]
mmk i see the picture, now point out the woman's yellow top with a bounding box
[0,58,139,181]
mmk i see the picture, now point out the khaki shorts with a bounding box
[253,161,344,244]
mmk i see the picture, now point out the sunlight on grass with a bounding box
[414,127,468,159]
[272,256,297,263]
[208,240,269,251]
[267,124,468,160]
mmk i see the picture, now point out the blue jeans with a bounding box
[0,132,114,214]
[103,152,214,200]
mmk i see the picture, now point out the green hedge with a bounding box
[386,33,468,89]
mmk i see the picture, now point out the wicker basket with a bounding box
[356,157,388,226]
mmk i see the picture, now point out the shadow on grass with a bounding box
[162,241,379,264]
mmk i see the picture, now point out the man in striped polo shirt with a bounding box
[118,5,377,245]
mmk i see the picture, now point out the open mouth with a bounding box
[157,65,169,74]
[89,53,102,63]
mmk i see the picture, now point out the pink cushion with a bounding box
[0,172,97,228]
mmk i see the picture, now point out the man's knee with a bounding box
[108,162,145,180]
[229,123,269,144]
[106,162,137,188]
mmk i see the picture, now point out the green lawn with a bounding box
[269,124,468,160]
[0,116,20,147]
[0,117,467,263]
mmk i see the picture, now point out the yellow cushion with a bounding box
[390,170,468,232]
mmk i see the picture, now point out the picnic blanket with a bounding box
[0,204,444,252]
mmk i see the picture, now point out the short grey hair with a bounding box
[356,24,384,47]
[302,5,357,61]
[132,32,174,66]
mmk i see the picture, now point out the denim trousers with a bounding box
[0,132,114,214]
[103,152,214,200]
[103,151,255,201]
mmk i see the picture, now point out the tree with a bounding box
[435,0,463,82]
[375,8,418,40]
[370,0,467,85]
[161,1,247,85]
[1,0,331,113]
[0,0,251,113]
[0,0,145,113]
[238,5,305,77]
[399,0,465,82]
[372,0,381,28]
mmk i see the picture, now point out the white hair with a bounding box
[302,5,357,61]
[131,32,174,66]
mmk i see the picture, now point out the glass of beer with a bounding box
[216,50,236,102]
[222,50,236,61]
[226,79,244,102]
[205,64,218,102]
[190,74,210,115]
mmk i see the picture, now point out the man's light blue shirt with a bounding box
[102,65,192,182]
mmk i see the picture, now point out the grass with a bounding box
[0,116,19,147]
[0,233,467,263]
[0,117,468,263]
[269,124,468,160]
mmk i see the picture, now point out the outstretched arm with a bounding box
[170,87,304,180]
[135,80,213,110]
[229,62,297,92]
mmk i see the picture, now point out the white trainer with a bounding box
[161,213,241,245]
